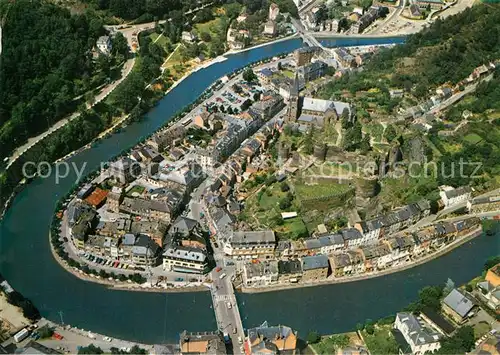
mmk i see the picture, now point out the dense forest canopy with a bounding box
[81,0,298,22]
[372,3,500,86]
[319,4,500,101]
[0,0,104,159]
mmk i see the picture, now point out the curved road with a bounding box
[4,21,162,170]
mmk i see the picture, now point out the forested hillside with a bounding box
[0,0,104,159]
[316,3,500,208]
[319,4,500,101]
[79,0,298,22]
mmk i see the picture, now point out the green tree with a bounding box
[303,126,314,155]
[438,326,475,354]
[341,108,351,129]
[78,344,103,354]
[243,68,257,82]
[307,331,321,344]
[112,32,129,57]
[38,325,54,339]
[384,125,397,143]
[418,285,443,311]
[200,32,212,42]
[365,323,375,335]
[129,346,147,354]
[484,256,500,271]
[269,208,284,226]
[279,196,292,210]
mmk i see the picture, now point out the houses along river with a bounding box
[0,36,498,344]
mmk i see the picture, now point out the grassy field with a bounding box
[282,69,294,79]
[195,18,224,37]
[463,133,483,144]
[362,326,399,354]
[365,123,385,142]
[162,44,192,80]
[259,189,283,209]
[441,141,463,153]
[294,180,352,199]
[126,185,145,197]
[473,321,491,339]
[149,33,171,53]
[275,217,309,240]
[238,181,309,240]
[305,163,355,177]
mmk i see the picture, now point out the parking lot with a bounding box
[205,80,265,113]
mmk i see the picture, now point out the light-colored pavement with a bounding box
[36,318,153,354]
[370,0,406,35]
[429,74,493,115]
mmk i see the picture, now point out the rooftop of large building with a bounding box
[229,230,276,245]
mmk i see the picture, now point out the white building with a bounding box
[263,20,277,36]
[181,31,196,43]
[163,245,207,274]
[439,185,472,207]
[97,36,112,55]
[354,218,383,244]
[196,148,219,172]
[269,3,280,20]
[394,313,441,354]
[223,230,276,259]
[341,228,364,248]
[318,234,345,254]
[243,260,279,287]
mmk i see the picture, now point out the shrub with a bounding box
[307,331,321,344]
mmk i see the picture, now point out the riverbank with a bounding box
[4,35,465,344]
[51,222,487,295]
[225,33,299,55]
[241,226,485,294]
[37,318,157,353]
[49,230,210,294]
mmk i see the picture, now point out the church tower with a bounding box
[287,72,300,122]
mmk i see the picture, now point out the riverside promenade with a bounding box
[241,225,486,294]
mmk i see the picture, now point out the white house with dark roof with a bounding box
[318,234,345,254]
[439,185,472,207]
[394,312,441,354]
[242,260,279,286]
[181,31,196,43]
[340,228,365,248]
[97,35,112,55]
[163,245,207,274]
[223,230,276,259]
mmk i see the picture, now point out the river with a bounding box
[0,36,498,344]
